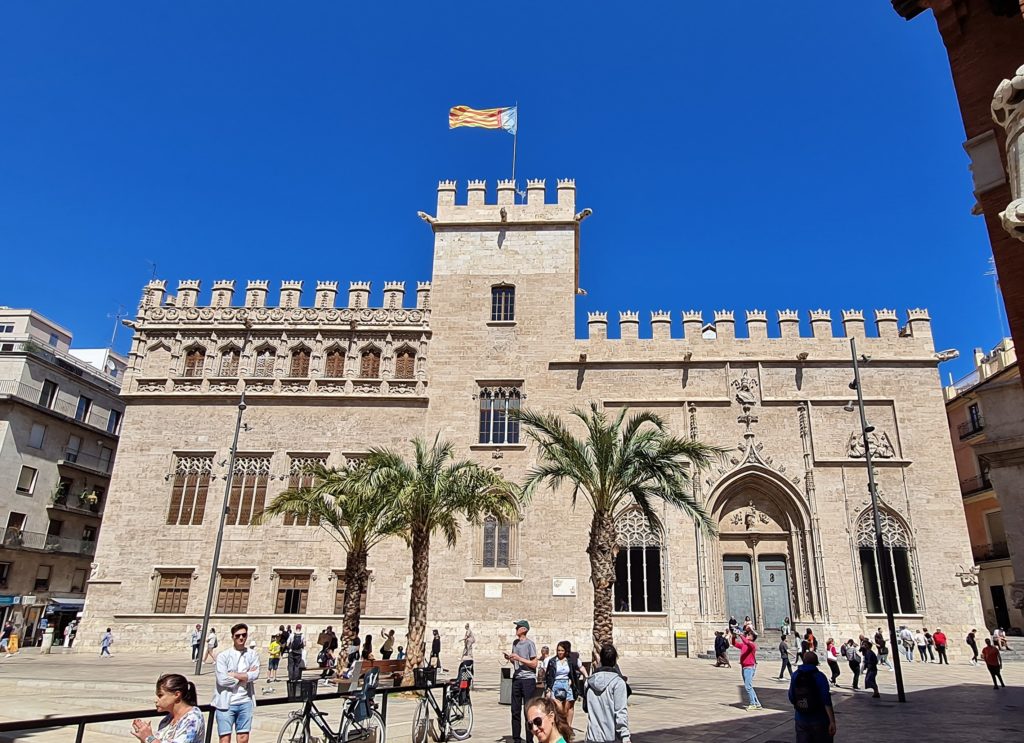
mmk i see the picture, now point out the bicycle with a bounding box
[410,662,473,743]
[278,668,387,743]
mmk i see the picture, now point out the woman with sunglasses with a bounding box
[525,695,574,743]
[131,673,205,742]
[544,640,587,727]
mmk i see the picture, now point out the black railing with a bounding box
[958,416,986,439]
[960,474,992,496]
[973,542,1010,562]
[59,446,113,474]
[1,527,97,556]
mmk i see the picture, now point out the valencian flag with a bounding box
[449,105,518,135]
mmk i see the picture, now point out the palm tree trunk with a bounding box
[341,545,369,647]
[588,508,617,658]
[403,524,431,684]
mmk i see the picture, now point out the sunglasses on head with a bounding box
[529,716,545,729]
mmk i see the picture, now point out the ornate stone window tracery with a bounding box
[394,346,416,379]
[614,509,664,613]
[253,347,276,378]
[359,346,381,378]
[226,456,271,526]
[478,386,521,444]
[482,515,511,568]
[284,456,326,526]
[289,347,311,377]
[324,348,345,378]
[218,346,241,376]
[856,509,918,615]
[182,346,206,377]
[167,455,213,526]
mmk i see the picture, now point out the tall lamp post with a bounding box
[196,322,252,675]
[849,337,907,703]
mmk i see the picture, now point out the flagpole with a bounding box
[511,101,519,202]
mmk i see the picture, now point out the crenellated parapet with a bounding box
[429,178,580,224]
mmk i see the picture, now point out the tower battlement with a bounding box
[431,179,578,222]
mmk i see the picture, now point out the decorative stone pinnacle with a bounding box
[178,279,201,290]
[907,308,930,320]
[349,281,371,290]
[588,311,608,322]
[527,178,545,188]
[316,280,338,289]
[438,179,457,189]
[281,280,303,289]
[145,279,167,290]
[874,308,897,321]
[842,309,864,321]
[746,310,767,321]
[713,310,735,321]
[497,179,515,188]
[467,179,486,188]
[682,310,703,321]
[417,281,431,290]
[383,281,405,291]
[651,310,671,321]
[778,309,799,321]
[619,310,639,322]
[557,178,576,187]
[810,309,831,321]
[247,280,269,289]
[212,279,235,289]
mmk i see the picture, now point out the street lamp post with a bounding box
[850,337,907,703]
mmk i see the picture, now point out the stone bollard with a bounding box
[41,627,55,654]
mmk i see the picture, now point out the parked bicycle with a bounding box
[411,661,473,743]
[278,667,386,743]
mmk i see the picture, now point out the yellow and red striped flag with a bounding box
[449,105,517,135]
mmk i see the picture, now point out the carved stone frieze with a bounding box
[847,430,896,459]
[731,370,760,406]
[142,306,430,328]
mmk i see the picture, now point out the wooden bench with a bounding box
[363,658,407,686]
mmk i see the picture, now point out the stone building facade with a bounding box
[80,179,982,657]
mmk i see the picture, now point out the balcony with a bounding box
[49,489,103,517]
[958,416,985,440]
[57,447,113,476]
[0,378,116,432]
[972,542,1010,562]
[0,338,120,387]
[960,474,993,497]
[1,528,97,557]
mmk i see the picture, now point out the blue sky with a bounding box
[0,2,1006,382]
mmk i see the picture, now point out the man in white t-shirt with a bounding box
[213,622,260,743]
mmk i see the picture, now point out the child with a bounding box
[267,634,281,684]
[396,645,406,660]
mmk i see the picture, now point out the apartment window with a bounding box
[359,347,381,378]
[154,571,192,613]
[106,410,122,435]
[219,347,240,376]
[0,324,14,333]
[857,510,918,615]
[167,456,213,526]
[28,423,46,449]
[254,347,276,377]
[275,573,310,614]
[482,515,511,569]
[55,476,73,499]
[82,525,97,542]
[478,386,521,444]
[48,333,58,347]
[216,572,253,614]
[491,285,515,322]
[182,347,205,377]
[34,565,52,591]
[226,457,270,526]
[969,403,982,428]
[284,457,326,526]
[324,349,345,378]
[614,510,664,613]
[65,435,82,463]
[16,466,38,495]
[6,512,26,531]
[47,519,63,537]
[289,348,311,377]
[38,380,58,409]
[333,570,370,614]
[0,562,10,588]
[394,347,416,379]
[75,396,92,423]
[70,567,87,593]
[98,446,113,473]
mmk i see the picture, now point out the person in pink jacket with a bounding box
[731,628,762,710]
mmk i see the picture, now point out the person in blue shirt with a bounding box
[787,651,837,743]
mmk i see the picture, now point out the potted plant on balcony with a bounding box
[81,490,99,507]
[50,485,68,506]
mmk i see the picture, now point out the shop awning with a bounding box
[0,595,17,606]
[48,598,85,612]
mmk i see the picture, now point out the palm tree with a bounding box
[253,463,405,643]
[351,435,522,682]
[517,403,723,655]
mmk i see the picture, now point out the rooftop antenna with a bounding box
[985,256,1010,338]
[147,260,158,281]
[107,305,127,347]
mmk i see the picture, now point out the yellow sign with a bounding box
[675,631,687,639]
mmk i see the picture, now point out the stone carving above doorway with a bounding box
[847,430,895,459]
[731,370,760,406]
[730,501,770,531]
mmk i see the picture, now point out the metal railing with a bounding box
[1,528,97,557]
[960,474,992,496]
[60,446,114,474]
[973,541,1010,562]
[0,337,121,387]
[0,378,115,431]
[958,416,985,439]
[950,369,981,394]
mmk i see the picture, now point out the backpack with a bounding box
[791,670,824,714]
[840,644,848,659]
[290,633,304,654]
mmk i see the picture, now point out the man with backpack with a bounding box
[788,651,836,743]
[287,623,306,683]
[584,643,631,743]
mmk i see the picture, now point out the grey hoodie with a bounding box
[585,668,630,743]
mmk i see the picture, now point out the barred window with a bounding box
[360,347,381,378]
[394,347,416,379]
[491,285,515,322]
[219,347,240,376]
[478,386,521,444]
[254,347,276,377]
[284,457,326,526]
[216,572,252,614]
[289,347,311,377]
[857,509,918,614]
[183,347,206,377]
[226,457,271,526]
[324,349,345,377]
[154,571,192,613]
[482,515,511,568]
[276,573,310,614]
[167,456,213,526]
[614,510,664,613]
[333,570,370,614]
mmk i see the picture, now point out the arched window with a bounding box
[478,386,521,444]
[857,509,918,614]
[359,346,381,378]
[491,284,515,322]
[614,509,664,613]
[323,348,345,377]
[182,347,206,377]
[482,515,511,568]
[394,346,416,379]
[289,347,311,377]
[253,347,276,378]
[219,347,240,376]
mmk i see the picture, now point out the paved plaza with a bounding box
[0,649,1021,741]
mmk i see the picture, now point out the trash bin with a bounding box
[41,628,55,655]
[499,666,512,705]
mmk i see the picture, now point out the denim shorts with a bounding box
[216,701,254,735]
[268,657,280,671]
[551,678,575,702]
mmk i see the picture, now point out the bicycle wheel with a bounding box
[447,698,474,741]
[341,709,387,743]
[278,714,312,743]
[410,697,435,743]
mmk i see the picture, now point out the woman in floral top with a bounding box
[131,673,205,743]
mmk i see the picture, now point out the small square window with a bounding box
[28,423,46,449]
[0,324,14,333]
[16,466,37,495]
[48,333,58,346]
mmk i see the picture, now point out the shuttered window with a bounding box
[276,573,310,614]
[290,348,311,377]
[226,457,270,526]
[324,350,345,377]
[216,572,252,614]
[359,348,381,378]
[183,348,206,377]
[219,348,240,376]
[254,348,276,377]
[394,348,416,379]
[284,457,325,526]
[154,571,192,613]
[167,456,213,525]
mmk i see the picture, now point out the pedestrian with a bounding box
[913,629,927,662]
[131,673,205,743]
[933,628,948,665]
[781,616,792,637]
[845,640,861,690]
[996,628,1011,650]
[360,633,375,662]
[188,623,202,661]
[318,628,339,681]
[537,645,552,687]
[278,624,290,649]
[462,623,476,665]
[100,627,114,657]
[966,628,979,665]
[743,615,754,633]
[714,631,731,668]
[526,694,575,743]
[583,643,631,743]
[982,638,1006,689]
[873,628,891,669]
[287,623,305,683]
[778,634,793,679]
[898,625,915,662]
[825,638,841,686]
[545,640,588,728]
[505,619,539,743]
[861,640,880,699]
[380,628,396,660]
[788,651,836,743]
[0,621,13,655]
[924,628,936,662]
[429,629,442,669]
[396,645,406,660]
[212,623,260,743]
[804,628,817,652]
[266,633,281,685]
[731,627,762,710]
[728,616,738,635]
[205,627,219,662]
